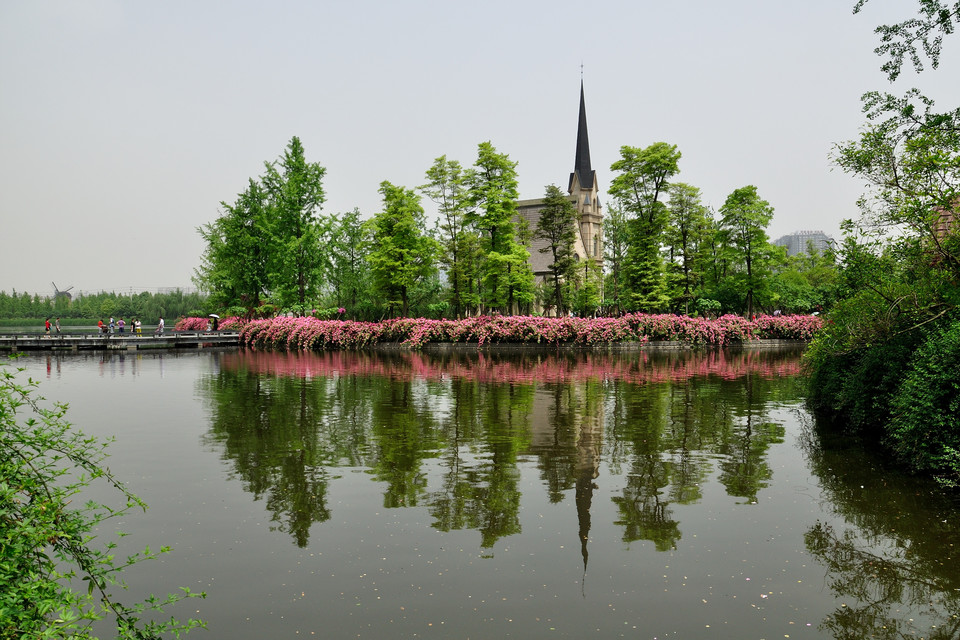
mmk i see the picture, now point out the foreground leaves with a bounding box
[0,358,205,639]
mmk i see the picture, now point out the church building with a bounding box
[517,81,603,310]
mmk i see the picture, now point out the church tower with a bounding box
[568,81,603,263]
[515,80,604,313]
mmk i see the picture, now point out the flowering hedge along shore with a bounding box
[173,313,822,351]
[174,316,242,331]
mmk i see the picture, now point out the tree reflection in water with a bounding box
[199,349,802,550]
[802,421,960,638]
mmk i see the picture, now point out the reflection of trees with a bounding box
[200,361,372,547]
[202,349,802,551]
[609,371,789,550]
[428,374,533,549]
[370,379,441,508]
[806,522,960,639]
[611,383,682,551]
[802,422,960,638]
[716,375,785,502]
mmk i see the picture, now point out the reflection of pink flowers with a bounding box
[220,349,805,383]
[231,313,823,351]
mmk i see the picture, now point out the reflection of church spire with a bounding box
[575,466,596,589]
[574,388,603,594]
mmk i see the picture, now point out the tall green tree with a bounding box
[835,89,960,279]
[608,142,681,312]
[326,208,373,317]
[367,181,440,317]
[664,182,713,313]
[768,244,838,314]
[535,184,580,315]
[420,156,481,317]
[602,202,630,314]
[467,142,535,314]
[261,136,328,314]
[572,258,603,317]
[719,186,776,317]
[195,178,271,313]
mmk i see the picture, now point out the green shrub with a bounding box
[887,320,960,480]
[806,324,921,438]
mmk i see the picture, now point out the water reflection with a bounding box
[18,347,960,637]
[199,349,802,550]
[32,350,186,379]
[802,422,960,638]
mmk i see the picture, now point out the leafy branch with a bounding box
[1,358,205,639]
[855,0,960,81]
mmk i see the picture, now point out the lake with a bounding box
[12,348,960,639]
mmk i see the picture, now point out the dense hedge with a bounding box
[887,321,960,479]
[174,316,242,331]
[191,313,823,351]
[806,317,960,486]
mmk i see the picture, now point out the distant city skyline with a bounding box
[2,1,958,295]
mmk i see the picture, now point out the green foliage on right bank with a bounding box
[806,1,960,486]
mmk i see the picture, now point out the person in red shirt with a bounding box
[44,318,51,336]
[98,319,104,334]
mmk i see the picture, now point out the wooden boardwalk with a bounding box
[0,331,241,352]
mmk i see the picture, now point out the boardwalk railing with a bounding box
[0,331,240,352]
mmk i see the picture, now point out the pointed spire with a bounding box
[573,79,594,190]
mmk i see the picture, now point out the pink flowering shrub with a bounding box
[750,314,824,340]
[231,313,823,351]
[174,316,243,331]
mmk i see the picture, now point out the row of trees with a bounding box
[196,138,547,319]
[196,140,836,321]
[603,143,836,318]
[0,289,205,322]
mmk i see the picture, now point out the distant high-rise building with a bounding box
[773,230,834,256]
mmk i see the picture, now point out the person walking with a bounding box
[156,317,164,336]
[55,317,61,335]
[109,317,115,334]
[135,318,142,336]
[44,317,51,337]
[118,317,125,334]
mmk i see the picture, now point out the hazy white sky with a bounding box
[2,0,958,296]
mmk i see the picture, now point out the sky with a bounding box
[2,0,959,297]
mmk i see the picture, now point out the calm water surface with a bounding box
[14,349,960,639]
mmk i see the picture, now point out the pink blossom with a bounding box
[203,313,824,352]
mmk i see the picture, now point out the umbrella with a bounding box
[209,314,220,318]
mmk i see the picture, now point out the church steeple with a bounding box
[573,80,595,190]
[566,78,602,264]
